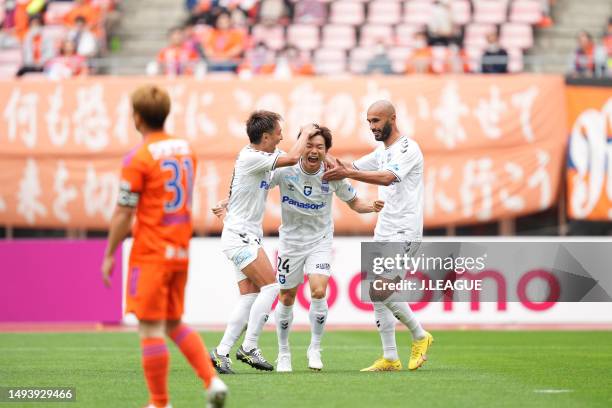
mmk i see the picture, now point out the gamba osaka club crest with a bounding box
[304,184,313,196]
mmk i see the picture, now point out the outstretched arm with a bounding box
[275,124,319,169]
[323,159,397,186]
[347,197,385,214]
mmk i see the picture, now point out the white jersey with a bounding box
[353,135,424,241]
[223,145,281,237]
[270,159,357,248]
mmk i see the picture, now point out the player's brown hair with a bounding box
[246,110,282,144]
[131,85,171,130]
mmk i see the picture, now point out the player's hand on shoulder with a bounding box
[373,200,385,212]
[323,154,337,171]
[323,158,349,181]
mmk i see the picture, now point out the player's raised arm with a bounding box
[347,197,385,214]
[274,123,319,169]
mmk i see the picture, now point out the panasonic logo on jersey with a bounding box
[281,196,325,210]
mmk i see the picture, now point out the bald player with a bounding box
[323,100,433,372]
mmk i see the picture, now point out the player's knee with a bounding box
[310,287,326,299]
[279,291,296,306]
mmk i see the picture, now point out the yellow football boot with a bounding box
[408,331,434,370]
[360,357,402,372]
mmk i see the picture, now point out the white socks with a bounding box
[216,293,257,356]
[384,301,426,340]
[275,302,294,354]
[309,297,328,350]
[242,283,279,351]
[374,302,399,361]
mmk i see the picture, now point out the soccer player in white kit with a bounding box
[270,126,384,372]
[323,100,434,372]
[212,111,318,373]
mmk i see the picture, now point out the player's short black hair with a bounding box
[246,110,282,144]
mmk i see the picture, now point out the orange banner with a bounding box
[566,85,612,221]
[0,75,567,231]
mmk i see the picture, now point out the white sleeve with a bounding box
[332,179,358,202]
[385,143,423,182]
[352,150,378,171]
[241,149,281,174]
[268,168,282,189]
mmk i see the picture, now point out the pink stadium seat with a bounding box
[464,46,484,72]
[431,45,449,73]
[388,46,412,73]
[287,24,320,51]
[507,48,524,72]
[314,48,347,75]
[368,0,403,25]
[330,1,365,25]
[510,0,542,24]
[464,23,496,48]
[360,24,394,47]
[322,25,356,50]
[500,23,533,50]
[450,0,472,25]
[251,25,285,51]
[348,47,372,74]
[44,1,76,25]
[403,0,433,25]
[473,0,508,25]
[395,23,424,47]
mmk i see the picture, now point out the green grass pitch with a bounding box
[2,330,612,407]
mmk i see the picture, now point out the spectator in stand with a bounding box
[68,16,98,58]
[45,38,88,79]
[273,45,314,78]
[427,0,458,46]
[293,0,326,25]
[63,0,101,32]
[202,10,247,72]
[571,30,596,77]
[366,41,393,75]
[237,41,276,76]
[481,32,508,73]
[405,32,433,74]
[157,26,200,75]
[257,0,292,27]
[601,19,612,76]
[16,14,56,77]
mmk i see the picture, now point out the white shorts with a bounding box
[373,232,421,279]
[277,237,332,290]
[221,229,262,282]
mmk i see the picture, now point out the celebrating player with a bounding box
[101,85,227,408]
[213,126,384,372]
[211,111,318,373]
[323,100,434,372]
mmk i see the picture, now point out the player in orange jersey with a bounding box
[101,84,227,408]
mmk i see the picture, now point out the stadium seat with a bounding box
[431,45,449,73]
[329,1,365,25]
[321,25,356,50]
[360,24,394,47]
[314,48,347,75]
[507,47,524,72]
[450,0,472,25]
[287,24,320,51]
[500,23,533,50]
[464,46,484,72]
[464,23,497,49]
[368,0,403,25]
[44,1,76,25]
[395,23,424,47]
[348,46,372,74]
[388,46,412,73]
[403,0,433,26]
[252,24,286,51]
[509,0,542,24]
[473,0,508,25]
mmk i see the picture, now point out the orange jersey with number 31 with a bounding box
[119,132,197,266]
